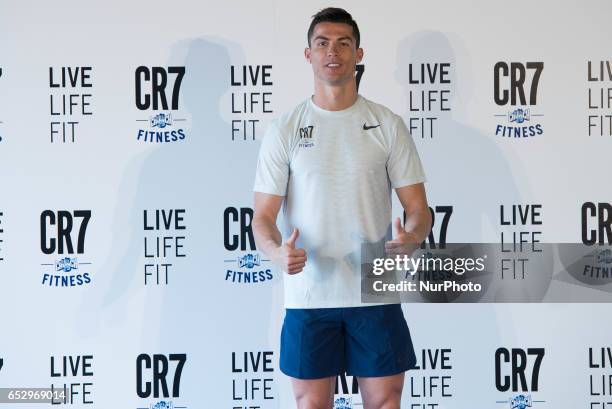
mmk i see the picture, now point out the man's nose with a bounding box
[327,42,340,55]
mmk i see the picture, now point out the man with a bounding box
[252,7,431,409]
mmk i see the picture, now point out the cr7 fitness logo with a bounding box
[579,202,612,284]
[40,210,93,287]
[582,202,612,246]
[298,125,314,148]
[334,373,360,409]
[493,62,544,139]
[494,347,546,408]
[556,202,612,288]
[136,353,187,409]
[223,207,273,284]
[135,66,187,143]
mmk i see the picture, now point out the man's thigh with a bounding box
[344,304,417,377]
[280,308,345,379]
[290,376,336,409]
[357,373,405,409]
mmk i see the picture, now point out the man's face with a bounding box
[305,22,363,87]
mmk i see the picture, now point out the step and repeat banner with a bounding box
[0,1,611,408]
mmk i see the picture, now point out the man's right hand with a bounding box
[272,228,307,274]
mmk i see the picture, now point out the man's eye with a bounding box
[318,41,327,46]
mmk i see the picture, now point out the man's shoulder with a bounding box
[261,98,310,145]
[359,95,401,122]
[272,98,311,130]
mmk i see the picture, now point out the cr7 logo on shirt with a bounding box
[299,125,314,139]
[298,125,315,148]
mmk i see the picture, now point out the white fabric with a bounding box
[253,95,426,308]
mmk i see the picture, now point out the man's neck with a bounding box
[312,80,358,111]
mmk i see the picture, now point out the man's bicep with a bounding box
[253,122,290,196]
[387,116,427,188]
[253,191,284,222]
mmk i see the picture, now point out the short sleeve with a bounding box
[387,116,427,188]
[253,121,290,196]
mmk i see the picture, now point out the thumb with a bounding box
[394,217,404,236]
[286,227,299,248]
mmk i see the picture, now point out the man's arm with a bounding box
[385,182,432,255]
[252,192,307,274]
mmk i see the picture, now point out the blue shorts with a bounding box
[280,304,417,379]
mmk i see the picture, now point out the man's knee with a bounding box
[292,378,334,409]
[295,394,332,409]
[378,399,401,409]
[364,391,402,409]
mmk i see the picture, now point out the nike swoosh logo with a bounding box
[363,123,380,130]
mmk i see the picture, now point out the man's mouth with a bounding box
[326,63,341,68]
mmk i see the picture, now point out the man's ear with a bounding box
[356,47,364,64]
[304,47,311,63]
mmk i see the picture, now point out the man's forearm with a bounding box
[403,207,432,244]
[253,217,283,258]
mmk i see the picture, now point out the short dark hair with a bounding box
[307,7,360,48]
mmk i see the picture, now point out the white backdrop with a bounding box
[0,1,611,408]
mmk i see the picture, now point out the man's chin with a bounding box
[317,74,352,87]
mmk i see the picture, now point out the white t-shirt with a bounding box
[253,95,426,308]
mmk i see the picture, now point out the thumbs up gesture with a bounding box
[385,217,420,256]
[273,228,307,275]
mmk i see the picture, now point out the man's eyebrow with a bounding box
[312,35,353,42]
